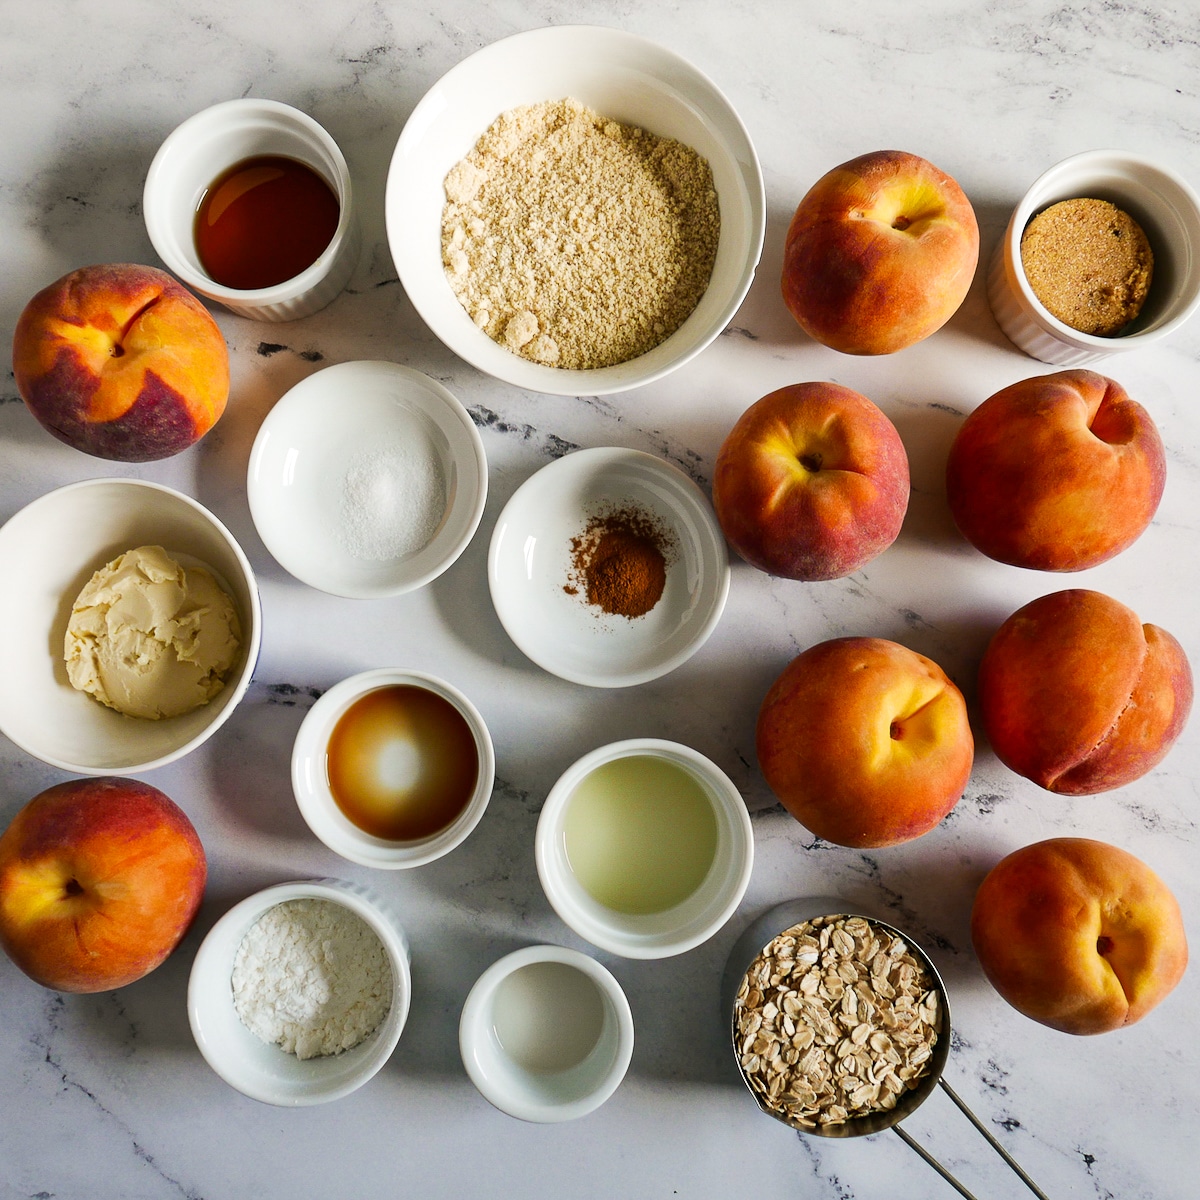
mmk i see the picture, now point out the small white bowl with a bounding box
[488,447,729,688]
[0,479,261,775]
[385,25,765,395]
[247,361,488,598]
[291,667,496,869]
[459,944,634,1123]
[144,98,361,321]
[988,149,1200,365]
[188,879,411,1106]
[535,739,754,959]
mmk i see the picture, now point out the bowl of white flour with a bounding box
[188,878,411,1105]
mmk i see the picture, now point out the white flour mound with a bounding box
[231,897,393,1060]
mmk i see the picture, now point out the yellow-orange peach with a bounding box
[12,263,229,461]
[978,590,1192,794]
[971,838,1187,1034]
[781,150,979,355]
[946,371,1165,571]
[0,777,206,992]
[756,637,973,847]
[713,382,909,581]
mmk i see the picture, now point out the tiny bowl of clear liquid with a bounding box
[535,738,754,959]
[459,944,634,1123]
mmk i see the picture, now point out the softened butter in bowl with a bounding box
[64,544,241,720]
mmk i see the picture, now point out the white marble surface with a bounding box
[2,2,1198,1197]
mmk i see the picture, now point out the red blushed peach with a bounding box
[978,590,1192,794]
[713,382,909,581]
[946,371,1165,571]
[756,637,973,848]
[12,263,229,461]
[781,150,979,355]
[971,838,1187,1034]
[0,777,206,992]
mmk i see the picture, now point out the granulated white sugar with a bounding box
[231,897,392,1060]
[338,439,447,561]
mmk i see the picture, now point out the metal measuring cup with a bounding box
[722,897,1052,1200]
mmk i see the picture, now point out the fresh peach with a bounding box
[946,370,1165,571]
[12,263,229,461]
[756,637,973,847]
[781,150,979,355]
[978,589,1192,794]
[0,777,206,992]
[712,382,909,581]
[971,838,1187,1034]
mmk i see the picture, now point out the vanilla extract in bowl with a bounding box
[195,155,339,290]
[325,684,479,840]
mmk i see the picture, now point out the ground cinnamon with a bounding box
[566,507,672,618]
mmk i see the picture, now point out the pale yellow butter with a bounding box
[64,544,241,720]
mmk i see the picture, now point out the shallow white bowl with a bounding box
[188,879,411,1106]
[535,738,754,959]
[247,361,487,598]
[488,447,729,688]
[0,479,261,774]
[291,667,496,869]
[988,149,1200,365]
[386,25,765,395]
[459,944,634,1123]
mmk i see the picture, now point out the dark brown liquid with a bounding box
[194,155,339,290]
[326,686,479,841]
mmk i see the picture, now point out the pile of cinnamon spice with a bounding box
[565,506,675,619]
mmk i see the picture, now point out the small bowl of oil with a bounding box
[291,667,495,868]
[459,944,634,1122]
[535,738,754,959]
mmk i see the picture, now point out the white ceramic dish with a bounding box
[385,25,765,395]
[0,479,261,775]
[291,667,496,869]
[488,447,729,688]
[144,98,360,322]
[988,149,1200,365]
[535,738,754,959]
[247,361,487,598]
[188,878,411,1106]
[459,944,634,1123]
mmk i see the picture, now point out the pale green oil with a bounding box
[561,755,719,915]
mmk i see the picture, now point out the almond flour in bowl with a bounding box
[441,97,720,369]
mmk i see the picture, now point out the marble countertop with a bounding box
[2,2,1197,1197]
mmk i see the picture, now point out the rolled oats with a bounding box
[733,915,942,1129]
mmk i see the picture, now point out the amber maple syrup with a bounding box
[194,155,339,290]
[325,685,479,841]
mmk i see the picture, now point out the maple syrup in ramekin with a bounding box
[195,155,339,290]
[325,685,479,841]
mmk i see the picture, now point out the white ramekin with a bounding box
[291,668,496,869]
[144,98,360,321]
[459,944,634,1123]
[535,738,754,959]
[188,878,411,1106]
[987,149,1200,365]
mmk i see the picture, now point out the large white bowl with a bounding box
[488,447,730,688]
[188,878,411,1106]
[0,479,261,774]
[386,25,765,395]
[247,360,488,598]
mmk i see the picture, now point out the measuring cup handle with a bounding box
[891,1080,1053,1200]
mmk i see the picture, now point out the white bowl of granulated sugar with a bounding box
[247,360,487,599]
[188,878,411,1105]
[386,25,766,396]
